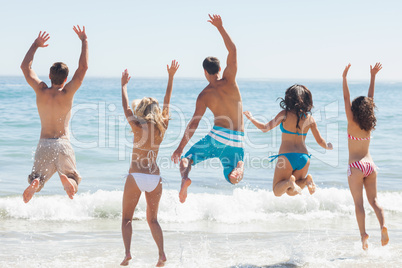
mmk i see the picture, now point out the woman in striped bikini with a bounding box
[342,62,389,250]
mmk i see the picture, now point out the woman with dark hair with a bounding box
[342,63,388,250]
[244,84,332,197]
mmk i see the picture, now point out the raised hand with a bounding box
[342,63,351,78]
[34,31,50,48]
[121,69,131,87]
[243,111,253,120]
[167,60,180,77]
[208,14,223,28]
[327,142,333,150]
[370,62,382,76]
[73,25,87,41]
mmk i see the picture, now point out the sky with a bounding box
[1,0,401,80]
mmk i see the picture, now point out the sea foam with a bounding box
[1,187,401,223]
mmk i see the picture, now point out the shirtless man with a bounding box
[21,26,88,203]
[171,14,244,203]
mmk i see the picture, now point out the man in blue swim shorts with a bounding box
[171,14,245,203]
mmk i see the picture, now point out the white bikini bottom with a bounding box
[128,173,161,192]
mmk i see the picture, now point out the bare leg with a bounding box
[364,171,389,246]
[145,181,167,267]
[23,178,40,203]
[362,233,369,250]
[305,175,316,195]
[121,175,141,266]
[290,161,312,195]
[59,174,77,199]
[273,156,301,197]
[229,161,244,184]
[381,227,389,246]
[348,168,368,250]
[179,158,192,203]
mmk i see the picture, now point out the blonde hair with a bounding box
[131,97,167,135]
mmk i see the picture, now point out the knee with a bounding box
[147,216,158,225]
[355,204,365,214]
[122,218,132,227]
[180,158,188,168]
[368,198,382,210]
[273,187,283,197]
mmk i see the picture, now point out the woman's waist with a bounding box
[129,161,160,175]
[278,143,308,154]
[348,153,372,164]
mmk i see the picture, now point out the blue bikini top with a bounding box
[280,122,307,136]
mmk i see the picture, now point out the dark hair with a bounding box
[202,57,220,75]
[279,84,313,129]
[351,96,376,131]
[49,62,69,85]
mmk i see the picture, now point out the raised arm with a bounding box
[162,60,180,124]
[310,117,333,150]
[20,31,50,92]
[368,62,382,99]
[342,63,353,122]
[65,25,88,95]
[121,69,136,127]
[243,110,285,133]
[171,95,207,164]
[208,14,237,81]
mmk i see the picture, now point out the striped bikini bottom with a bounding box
[347,160,376,177]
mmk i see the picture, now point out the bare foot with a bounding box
[305,174,316,195]
[179,178,192,203]
[120,254,132,266]
[23,179,40,203]
[288,175,302,195]
[381,226,389,246]
[229,161,244,184]
[60,174,77,199]
[156,253,167,267]
[361,233,369,250]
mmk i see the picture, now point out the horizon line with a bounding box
[1,75,402,83]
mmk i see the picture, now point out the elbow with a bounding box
[80,64,89,72]
[20,64,28,71]
[189,120,200,130]
[229,46,237,55]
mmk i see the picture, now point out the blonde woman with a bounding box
[120,60,179,266]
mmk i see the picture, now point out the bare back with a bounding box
[200,79,244,132]
[279,112,310,154]
[36,84,74,139]
[347,120,372,164]
[129,122,166,175]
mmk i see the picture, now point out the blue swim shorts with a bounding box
[183,125,245,184]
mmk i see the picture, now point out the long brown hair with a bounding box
[279,84,313,129]
[351,96,376,131]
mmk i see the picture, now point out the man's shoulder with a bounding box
[34,81,49,93]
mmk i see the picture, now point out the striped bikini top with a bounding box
[348,134,371,141]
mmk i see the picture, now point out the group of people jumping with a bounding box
[20,14,389,267]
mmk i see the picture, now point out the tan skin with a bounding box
[21,26,88,202]
[343,62,388,250]
[171,14,244,203]
[244,101,332,197]
[120,60,179,267]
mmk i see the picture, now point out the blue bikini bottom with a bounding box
[269,153,311,171]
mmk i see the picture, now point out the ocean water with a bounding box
[0,76,401,267]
